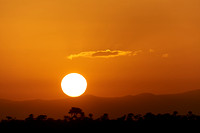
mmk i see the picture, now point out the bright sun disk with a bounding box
[61,73,87,97]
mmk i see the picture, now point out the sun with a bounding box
[61,73,87,97]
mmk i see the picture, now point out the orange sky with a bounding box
[0,0,200,100]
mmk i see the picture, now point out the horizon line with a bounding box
[0,89,199,101]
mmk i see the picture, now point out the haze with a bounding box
[0,0,200,100]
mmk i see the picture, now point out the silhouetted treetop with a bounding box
[1,108,200,131]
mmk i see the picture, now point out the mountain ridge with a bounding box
[0,89,200,119]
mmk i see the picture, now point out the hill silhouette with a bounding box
[1,89,200,120]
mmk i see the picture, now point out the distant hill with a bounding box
[1,89,200,119]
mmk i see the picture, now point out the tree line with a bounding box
[1,107,200,131]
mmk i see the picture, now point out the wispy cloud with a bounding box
[67,49,142,60]
[162,53,169,58]
[149,49,155,53]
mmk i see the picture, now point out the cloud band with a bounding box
[67,49,142,60]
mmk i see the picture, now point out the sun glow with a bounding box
[61,73,87,97]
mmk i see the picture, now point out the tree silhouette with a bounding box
[101,113,109,121]
[1,108,200,130]
[188,111,193,116]
[68,107,83,120]
[80,111,85,120]
[64,115,70,122]
[6,116,12,121]
[25,114,34,121]
[173,111,178,116]
[134,114,142,121]
[117,115,126,121]
[187,111,195,120]
[143,112,155,121]
[36,115,47,121]
[127,113,134,121]
[88,113,93,120]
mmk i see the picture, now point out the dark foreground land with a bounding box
[1,107,200,131]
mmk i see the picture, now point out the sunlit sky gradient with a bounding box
[0,0,200,100]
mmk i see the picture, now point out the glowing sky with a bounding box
[0,0,200,99]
